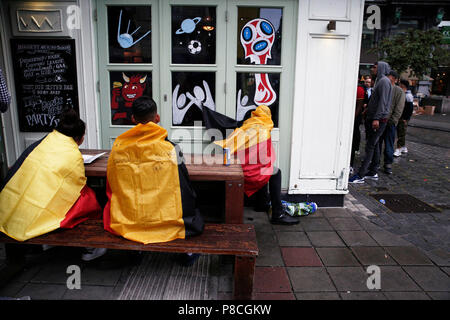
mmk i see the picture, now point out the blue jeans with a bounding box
[380,123,396,166]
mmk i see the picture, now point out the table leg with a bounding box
[233,255,255,300]
[225,179,244,224]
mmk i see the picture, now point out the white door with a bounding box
[288,0,365,194]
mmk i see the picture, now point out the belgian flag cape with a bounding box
[203,105,275,197]
[103,122,204,244]
[0,130,101,241]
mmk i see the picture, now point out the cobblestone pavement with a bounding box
[349,124,450,268]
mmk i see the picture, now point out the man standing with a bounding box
[394,80,414,157]
[380,70,405,174]
[349,61,393,183]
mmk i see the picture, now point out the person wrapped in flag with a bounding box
[203,105,300,225]
[103,96,204,245]
[0,109,101,242]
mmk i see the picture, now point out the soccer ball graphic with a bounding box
[187,40,202,54]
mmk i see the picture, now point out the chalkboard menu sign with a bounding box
[10,39,79,132]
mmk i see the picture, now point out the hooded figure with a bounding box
[366,61,393,121]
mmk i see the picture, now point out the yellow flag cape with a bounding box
[0,130,86,241]
[214,105,273,153]
[105,122,186,244]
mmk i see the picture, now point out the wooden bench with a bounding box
[82,150,245,224]
[0,220,258,300]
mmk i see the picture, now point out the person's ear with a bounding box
[154,114,160,124]
[76,135,85,146]
[131,115,137,124]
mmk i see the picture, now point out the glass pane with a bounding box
[172,72,216,126]
[237,7,283,65]
[110,71,152,125]
[108,6,152,63]
[172,6,216,64]
[236,72,280,127]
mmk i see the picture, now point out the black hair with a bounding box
[388,70,399,79]
[400,79,410,89]
[56,108,85,142]
[132,96,157,124]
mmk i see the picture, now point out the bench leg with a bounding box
[225,180,244,224]
[233,255,255,300]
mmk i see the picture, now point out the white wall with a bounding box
[288,0,365,194]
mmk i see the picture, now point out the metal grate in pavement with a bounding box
[369,193,440,213]
[117,252,215,300]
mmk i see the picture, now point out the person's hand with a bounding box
[403,119,407,124]
[372,120,379,130]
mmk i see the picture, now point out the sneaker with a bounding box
[384,167,392,175]
[400,147,408,154]
[349,174,365,183]
[81,247,107,261]
[364,173,379,180]
[393,149,402,157]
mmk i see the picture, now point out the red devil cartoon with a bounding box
[111,72,147,123]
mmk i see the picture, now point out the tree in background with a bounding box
[370,29,450,79]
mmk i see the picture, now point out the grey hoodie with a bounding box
[366,61,393,120]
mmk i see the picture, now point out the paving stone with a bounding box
[0,281,27,298]
[384,292,430,300]
[338,231,378,247]
[256,245,284,267]
[326,267,371,292]
[30,262,70,284]
[385,247,433,266]
[353,217,385,231]
[367,230,414,247]
[281,247,322,267]
[287,267,336,292]
[316,248,360,266]
[377,266,421,292]
[63,285,115,300]
[328,218,363,231]
[423,248,450,266]
[300,218,333,231]
[80,266,124,286]
[253,292,296,300]
[306,231,346,247]
[295,292,340,300]
[320,208,353,217]
[254,267,292,293]
[426,292,450,300]
[275,231,311,247]
[16,283,67,300]
[351,247,397,266]
[403,266,450,291]
[340,291,386,300]
[271,221,304,232]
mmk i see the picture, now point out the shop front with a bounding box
[0,0,365,206]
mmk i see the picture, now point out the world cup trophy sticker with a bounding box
[240,18,277,107]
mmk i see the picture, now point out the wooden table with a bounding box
[81,149,244,224]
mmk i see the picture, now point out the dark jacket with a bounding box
[366,61,393,121]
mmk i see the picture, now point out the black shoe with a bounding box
[384,165,392,175]
[270,211,299,225]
